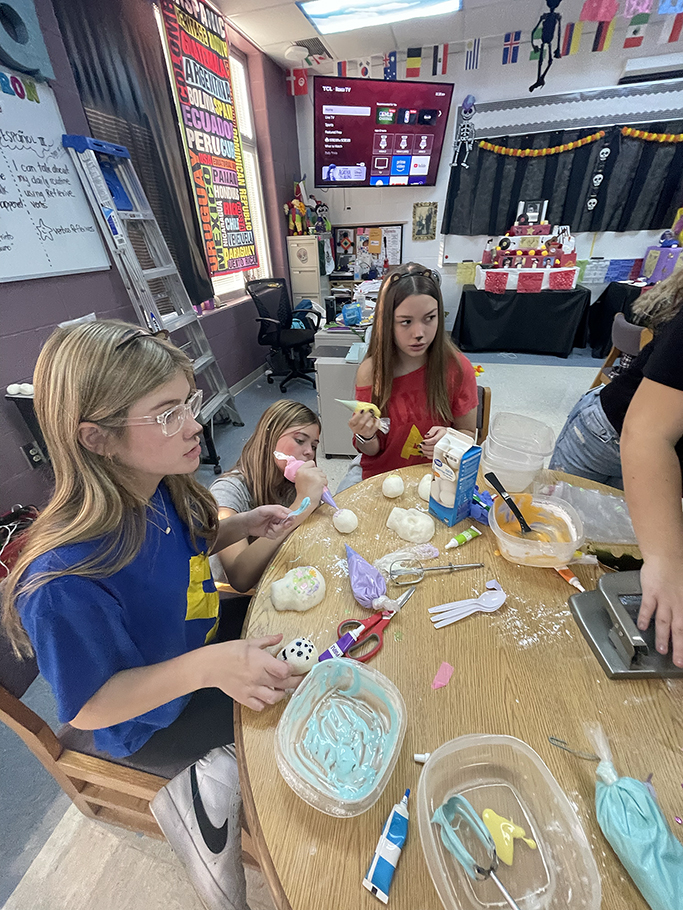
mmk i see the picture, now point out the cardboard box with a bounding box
[429,429,482,527]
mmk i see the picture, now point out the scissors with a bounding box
[336,586,416,662]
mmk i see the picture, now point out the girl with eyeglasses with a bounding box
[339,263,479,490]
[209,400,328,593]
[2,320,303,775]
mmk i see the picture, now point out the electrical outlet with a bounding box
[20,442,46,468]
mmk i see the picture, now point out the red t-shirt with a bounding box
[355,354,478,479]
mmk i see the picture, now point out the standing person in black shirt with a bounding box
[621,301,683,669]
[549,274,683,489]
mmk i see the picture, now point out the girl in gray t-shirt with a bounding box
[209,400,327,589]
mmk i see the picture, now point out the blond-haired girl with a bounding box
[2,320,301,772]
[210,400,327,593]
[342,263,478,488]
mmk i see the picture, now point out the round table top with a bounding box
[235,465,682,910]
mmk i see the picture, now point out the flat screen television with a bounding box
[313,76,454,188]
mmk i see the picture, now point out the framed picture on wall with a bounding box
[516,199,548,225]
[412,202,438,241]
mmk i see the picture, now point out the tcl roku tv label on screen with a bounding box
[314,77,453,188]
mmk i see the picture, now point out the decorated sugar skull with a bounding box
[271,566,326,612]
[278,637,319,673]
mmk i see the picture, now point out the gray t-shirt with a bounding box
[210,472,254,515]
[208,473,254,584]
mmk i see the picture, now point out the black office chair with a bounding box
[246,279,321,393]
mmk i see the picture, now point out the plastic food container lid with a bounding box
[489,412,555,457]
[417,734,601,910]
[275,658,406,817]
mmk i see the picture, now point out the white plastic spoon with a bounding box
[428,589,506,614]
[430,589,507,629]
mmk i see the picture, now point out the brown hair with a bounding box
[228,400,320,507]
[2,319,218,656]
[365,262,462,423]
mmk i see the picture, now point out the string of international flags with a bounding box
[287,0,683,92]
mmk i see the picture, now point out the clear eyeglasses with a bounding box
[117,388,203,437]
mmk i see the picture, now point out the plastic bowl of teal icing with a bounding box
[275,657,406,817]
[416,734,601,910]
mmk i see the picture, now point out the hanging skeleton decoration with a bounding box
[529,0,563,92]
[452,95,477,168]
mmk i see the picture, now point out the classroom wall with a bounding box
[295,4,675,329]
[0,0,135,514]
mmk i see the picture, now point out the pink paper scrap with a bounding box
[432,661,454,690]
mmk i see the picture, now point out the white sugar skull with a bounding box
[278,637,319,673]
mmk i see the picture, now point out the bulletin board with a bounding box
[334,224,403,266]
[0,67,110,283]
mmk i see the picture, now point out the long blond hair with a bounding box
[630,271,683,332]
[366,262,462,422]
[229,400,320,507]
[2,319,218,656]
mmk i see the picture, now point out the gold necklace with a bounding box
[147,490,171,535]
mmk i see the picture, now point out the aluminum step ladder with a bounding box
[63,135,243,473]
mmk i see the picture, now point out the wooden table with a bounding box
[235,466,683,910]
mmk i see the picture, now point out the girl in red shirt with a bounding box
[346,263,478,483]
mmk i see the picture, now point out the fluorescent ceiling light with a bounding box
[297,0,462,35]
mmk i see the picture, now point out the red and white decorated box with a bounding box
[475,224,578,293]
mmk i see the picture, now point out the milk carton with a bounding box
[429,429,481,527]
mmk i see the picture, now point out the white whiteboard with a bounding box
[0,67,110,282]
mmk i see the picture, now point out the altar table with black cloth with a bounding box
[588,281,644,359]
[452,284,591,358]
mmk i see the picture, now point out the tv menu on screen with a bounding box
[314,77,454,188]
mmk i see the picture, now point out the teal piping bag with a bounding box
[585,723,683,910]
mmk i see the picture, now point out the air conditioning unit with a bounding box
[619,53,683,84]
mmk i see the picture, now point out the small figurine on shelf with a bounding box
[283,198,308,235]
[314,200,332,234]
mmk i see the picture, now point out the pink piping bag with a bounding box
[273,451,338,509]
[346,545,402,613]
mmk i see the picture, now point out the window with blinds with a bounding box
[211,52,271,298]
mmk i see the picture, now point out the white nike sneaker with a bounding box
[151,744,249,910]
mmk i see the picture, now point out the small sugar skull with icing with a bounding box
[278,637,319,673]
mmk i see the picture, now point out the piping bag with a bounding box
[585,722,683,910]
[346,545,402,612]
[334,399,391,434]
[273,451,338,509]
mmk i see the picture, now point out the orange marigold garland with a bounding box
[479,130,606,157]
[621,127,683,143]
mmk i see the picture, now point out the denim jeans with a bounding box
[549,387,623,489]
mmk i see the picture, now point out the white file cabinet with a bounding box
[287,234,330,308]
[314,344,358,457]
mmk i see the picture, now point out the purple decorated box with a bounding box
[641,247,683,283]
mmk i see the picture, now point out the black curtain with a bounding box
[442,121,683,236]
[52,0,213,305]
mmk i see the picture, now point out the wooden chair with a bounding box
[0,627,261,863]
[0,628,168,838]
[477,385,491,444]
[590,313,653,389]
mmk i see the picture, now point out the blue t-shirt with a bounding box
[19,485,219,757]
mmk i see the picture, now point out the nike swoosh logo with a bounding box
[190,763,228,854]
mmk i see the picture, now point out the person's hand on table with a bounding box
[294,460,328,505]
[208,635,304,711]
[419,426,448,460]
[349,408,380,441]
[638,558,683,667]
